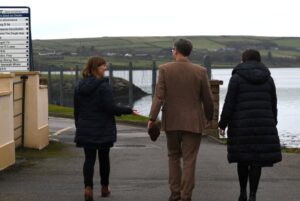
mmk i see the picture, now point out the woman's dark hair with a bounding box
[82,56,106,78]
[174,38,193,56]
[242,49,261,62]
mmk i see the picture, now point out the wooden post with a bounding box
[59,65,64,106]
[75,64,79,85]
[203,55,212,80]
[108,62,113,85]
[128,61,133,107]
[152,60,157,97]
[48,65,52,104]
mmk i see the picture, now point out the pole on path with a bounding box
[48,65,52,104]
[108,62,113,85]
[203,55,212,80]
[75,64,79,85]
[128,61,133,107]
[152,60,157,97]
[59,65,64,106]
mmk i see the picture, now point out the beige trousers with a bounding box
[166,131,202,200]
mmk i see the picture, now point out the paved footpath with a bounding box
[0,117,299,201]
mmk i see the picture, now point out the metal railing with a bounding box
[13,75,28,147]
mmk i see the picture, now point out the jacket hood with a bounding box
[77,76,109,95]
[232,61,271,84]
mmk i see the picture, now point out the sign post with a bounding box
[0,7,33,72]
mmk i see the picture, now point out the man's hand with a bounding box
[147,120,154,129]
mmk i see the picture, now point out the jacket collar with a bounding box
[176,57,190,63]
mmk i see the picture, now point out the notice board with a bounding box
[0,7,33,72]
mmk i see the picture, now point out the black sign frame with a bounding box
[0,6,34,72]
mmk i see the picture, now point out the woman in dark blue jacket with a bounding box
[74,56,136,201]
[219,50,282,201]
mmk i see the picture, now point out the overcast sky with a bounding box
[1,0,300,39]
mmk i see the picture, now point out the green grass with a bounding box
[211,63,235,68]
[34,37,134,52]
[49,104,148,123]
[273,38,300,48]
[107,58,155,68]
[281,147,300,153]
[37,55,170,70]
[33,35,300,69]
[34,37,177,52]
[260,50,300,59]
[49,104,74,118]
[191,38,224,50]
[33,36,300,52]
[115,114,148,123]
[151,40,174,48]
[0,141,72,173]
[33,36,227,52]
[16,141,71,161]
[207,35,265,44]
[270,50,300,58]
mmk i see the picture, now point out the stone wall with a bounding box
[0,72,49,171]
[204,80,223,137]
[0,73,15,171]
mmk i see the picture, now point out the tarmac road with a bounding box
[0,117,299,201]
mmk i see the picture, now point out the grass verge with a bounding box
[1,141,71,174]
[16,141,71,161]
[49,104,74,118]
[49,104,149,124]
[281,147,300,153]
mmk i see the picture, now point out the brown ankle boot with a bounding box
[84,186,93,201]
[101,185,111,197]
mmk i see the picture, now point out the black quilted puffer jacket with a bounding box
[74,76,132,147]
[219,61,282,164]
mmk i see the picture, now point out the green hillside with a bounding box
[32,36,300,69]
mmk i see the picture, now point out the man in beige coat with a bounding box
[148,38,214,201]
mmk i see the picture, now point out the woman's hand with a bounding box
[132,109,139,115]
[205,120,213,128]
[219,128,225,137]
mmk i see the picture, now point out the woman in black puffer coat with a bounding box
[74,56,136,201]
[219,50,282,201]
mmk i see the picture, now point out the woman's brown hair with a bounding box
[82,56,106,78]
[242,49,261,62]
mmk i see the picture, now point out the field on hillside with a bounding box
[32,36,300,70]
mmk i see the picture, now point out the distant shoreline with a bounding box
[37,66,300,72]
[33,36,300,71]
[211,66,300,69]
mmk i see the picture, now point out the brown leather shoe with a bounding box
[101,185,111,197]
[84,186,94,201]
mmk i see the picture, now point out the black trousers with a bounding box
[83,148,110,188]
[237,163,262,195]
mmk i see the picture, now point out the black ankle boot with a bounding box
[238,191,247,201]
[248,193,256,201]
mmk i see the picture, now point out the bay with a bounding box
[44,68,300,148]
[131,68,300,148]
